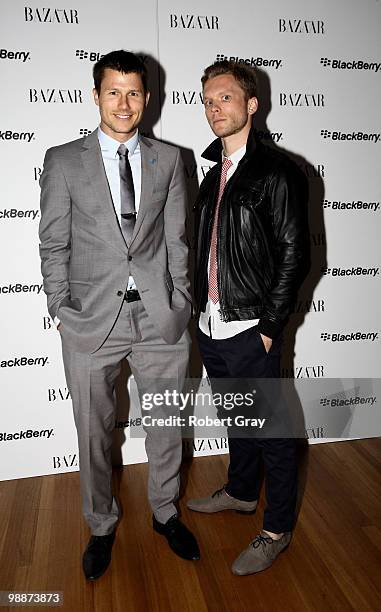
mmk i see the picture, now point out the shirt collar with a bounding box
[223,144,246,167]
[97,127,139,158]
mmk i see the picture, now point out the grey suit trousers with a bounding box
[61,299,190,535]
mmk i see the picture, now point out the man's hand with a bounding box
[260,333,273,353]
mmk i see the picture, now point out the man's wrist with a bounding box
[257,318,282,340]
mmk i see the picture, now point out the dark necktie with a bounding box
[117,143,136,244]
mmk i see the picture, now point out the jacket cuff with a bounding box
[257,317,284,339]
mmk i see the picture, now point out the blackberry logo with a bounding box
[320,57,381,73]
[0,283,42,293]
[115,418,142,429]
[75,52,148,64]
[322,266,379,277]
[0,356,48,367]
[169,14,219,29]
[323,199,380,212]
[0,428,54,442]
[321,129,380,143]
[79,128,92,136]
[76,49,88,59]
[320,396,377,407]
[0,49,30,62]
[321,331,379,343]
[0,130,34,142]
[216,53,282,70]
[75,50,113,62]
[255,129,283,143]
[0,209,39,220]
[279,19,325,34]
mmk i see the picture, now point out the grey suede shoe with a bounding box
[187,487,257,514]
[232,530,292,575]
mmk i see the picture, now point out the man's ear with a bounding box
[93,87,99,107]
[248,96,258,115]
[145,91,151,107]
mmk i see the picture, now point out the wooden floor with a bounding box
[0,439,380,611]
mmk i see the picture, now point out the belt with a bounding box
[124,289,141,303]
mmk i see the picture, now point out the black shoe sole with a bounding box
[85,569,108,581]
[152,517,201,561]
[83,559,111,581]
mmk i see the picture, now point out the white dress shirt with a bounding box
[199,144,259,339]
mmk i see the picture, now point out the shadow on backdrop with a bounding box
[255,67,326,519]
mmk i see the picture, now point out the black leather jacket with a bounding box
[194,128,310,338]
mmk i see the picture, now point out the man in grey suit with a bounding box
[39,50,200,580]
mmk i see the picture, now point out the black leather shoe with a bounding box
[153,514,200,561]
[82,531,115,580]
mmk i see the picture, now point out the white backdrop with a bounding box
[0,0,380,480]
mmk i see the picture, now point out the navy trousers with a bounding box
[197,325,297,533]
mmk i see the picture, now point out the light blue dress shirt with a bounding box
[98,126,141,290]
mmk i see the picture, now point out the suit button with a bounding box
[117,290,123,297]
[128,256,132,261]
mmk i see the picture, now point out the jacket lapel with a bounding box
[129,135,157,248]
[80,130,127,254]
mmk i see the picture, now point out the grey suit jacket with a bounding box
[39,130,191,353]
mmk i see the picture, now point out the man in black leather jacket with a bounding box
[187,60,310,575]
